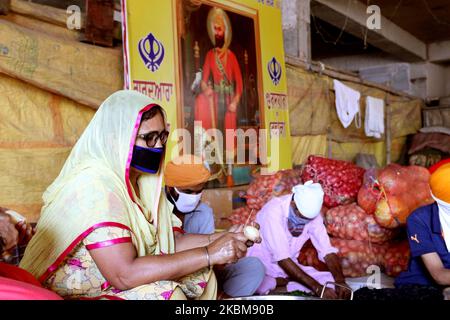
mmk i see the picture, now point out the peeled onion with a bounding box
[244,226,260,242]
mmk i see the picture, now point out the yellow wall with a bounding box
[0,73,95,221]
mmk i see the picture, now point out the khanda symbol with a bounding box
[138,33,165,72]
[268,57,282,86]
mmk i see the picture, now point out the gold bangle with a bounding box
[204,246,211,268]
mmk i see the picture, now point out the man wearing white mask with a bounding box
[354,160,450,300]
[164,154,265,298]
[247,181,351,299]
[393,161,450,291]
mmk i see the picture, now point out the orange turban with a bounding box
[429,159,450,174]
[430,163,450,203]
[164,154,210,188]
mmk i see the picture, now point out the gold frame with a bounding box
[173,0,266,148]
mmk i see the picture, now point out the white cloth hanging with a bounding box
[333,79,361,129]
[365,96,385,139]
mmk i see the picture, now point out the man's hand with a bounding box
[323,253,351,299]
[227,101,237,113]
[0,212,18,252]
[318,285,338,300]
[202,83,214,97]
[334,281,352,300]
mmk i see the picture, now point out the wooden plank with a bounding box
[286,55,419,100]
[83,0,114,47]
[0,18,123,109]
[10,0,123,40]
[10,0,69,27]
[30,0,85,10]
[1,13,80,42]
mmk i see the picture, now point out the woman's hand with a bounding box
[16,221,35,247]
[0,213,18,252]
[228,222,262,247]
[228,224,244,233]
[207,232,248,265]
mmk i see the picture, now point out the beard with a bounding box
[214,35,225,48]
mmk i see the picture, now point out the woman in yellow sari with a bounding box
[19,90,249,300]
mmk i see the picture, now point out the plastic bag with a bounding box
[325,203,398,243]
[358,164,434,228]
[299,239,387,278]
[384,240,410,277]
[301,156,365,208]
[245,169,303,212]
[228,207,256,225]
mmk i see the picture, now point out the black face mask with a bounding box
[130,145,164,174]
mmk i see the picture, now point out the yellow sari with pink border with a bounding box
[19,90,216,300]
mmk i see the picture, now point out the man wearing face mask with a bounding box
[353,160,450,300]
[164,157,214,235]
[247,181,351,299]
[393,161,450,291]
[164,155,265,298]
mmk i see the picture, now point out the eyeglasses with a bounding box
[137,130,169,148]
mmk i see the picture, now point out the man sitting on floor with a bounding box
[164,155,265,298]
[247,181,351,299]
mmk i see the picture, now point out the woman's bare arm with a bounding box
[174,232,225,252]
[89,232,249,291]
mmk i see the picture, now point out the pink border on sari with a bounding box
[38,222,132,283]
[78,295,125,301]
[172,227,185,234]
[86,237,132,251]
[101,281,111,291]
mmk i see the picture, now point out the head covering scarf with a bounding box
[430,163,450,203]
[430,162,450,251]
[164,154,210,188]
[429,159,450,175]
[19,90,180,280]
[291,181,324,219]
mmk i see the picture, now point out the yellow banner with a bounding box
[122,0,291,173]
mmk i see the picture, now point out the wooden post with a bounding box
[282,0,311,62]
[0,0,11,15]
[385,97,391,165]
[298,0,311,63]
[83,0,114,47]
